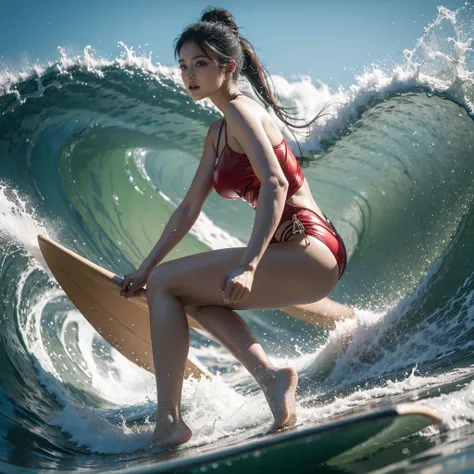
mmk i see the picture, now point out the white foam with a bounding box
[421,379,474,432]
[0,183,59,271]
[298,366,474,427]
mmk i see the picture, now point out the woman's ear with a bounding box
[225,60,237,76]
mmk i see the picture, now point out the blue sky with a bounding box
[0,0,467,88]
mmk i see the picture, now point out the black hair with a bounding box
[173,7,332,160]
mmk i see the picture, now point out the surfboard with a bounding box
[326,403,443,466]
[37,234,211,380]
[129,403,443,473]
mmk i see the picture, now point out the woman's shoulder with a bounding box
[224,100,284,147]
[223,96,265,122]
[210,118,226,131]
[209,98,282,148]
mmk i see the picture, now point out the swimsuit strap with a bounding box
[224,120,229,146]
[224,93,244,147]
[216,120,225,157]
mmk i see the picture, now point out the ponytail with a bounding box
[238,34,333,160]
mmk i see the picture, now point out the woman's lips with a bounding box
[189,86,200,91]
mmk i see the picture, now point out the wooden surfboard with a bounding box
[37,234,211,380]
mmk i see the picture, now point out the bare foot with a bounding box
[151,418,192,449]
[261,368,298,431]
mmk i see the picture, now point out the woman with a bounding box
[120,7,348,448]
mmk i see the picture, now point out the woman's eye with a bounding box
[179,61,206,70]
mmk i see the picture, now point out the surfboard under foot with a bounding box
[125,403,443,474]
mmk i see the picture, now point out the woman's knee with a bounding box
[147,264,199,311]
[146,264,172,303]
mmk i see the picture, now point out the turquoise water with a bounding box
[0,5,473,473]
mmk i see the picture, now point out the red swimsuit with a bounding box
[213,97,347,279]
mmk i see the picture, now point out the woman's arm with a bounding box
[239,175,287,271]
[139,123,218,273]
[225,103,289,271]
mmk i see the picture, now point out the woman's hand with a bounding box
[221,266,255,304]
[120,267,150,298]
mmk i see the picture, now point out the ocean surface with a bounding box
[1,4,473,473]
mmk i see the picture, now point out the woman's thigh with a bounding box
[147,237,339,311]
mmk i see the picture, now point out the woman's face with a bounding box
[179,41,227,100]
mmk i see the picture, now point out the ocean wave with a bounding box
[0,4,473,471]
